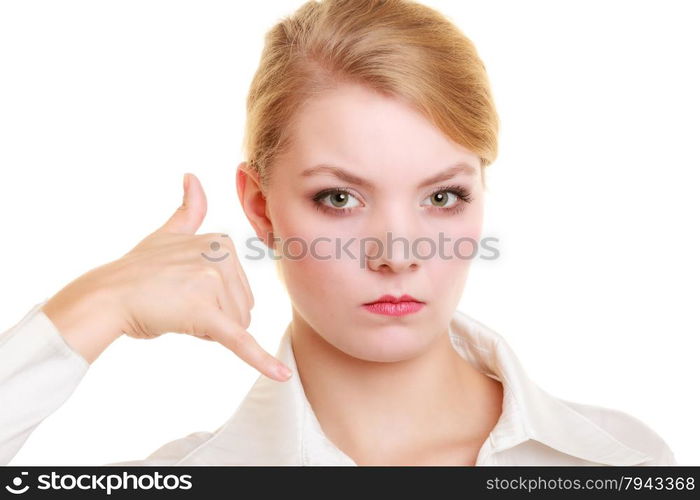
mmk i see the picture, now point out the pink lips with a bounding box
[362,294,425,317]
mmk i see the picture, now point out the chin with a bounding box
[331,327,433,363]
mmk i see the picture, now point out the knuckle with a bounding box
[197,265,223,284]
[215,233,238,254]
[199,234,238,264]
[223,237,238,254]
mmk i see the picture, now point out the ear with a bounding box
[236,161,275,250]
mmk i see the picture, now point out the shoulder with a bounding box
[106,430,215,466]
[560,398,677,465]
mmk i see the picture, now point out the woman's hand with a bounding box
[41,173,292,382]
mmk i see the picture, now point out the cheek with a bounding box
[421,211,483,303]
[446,203,484,264]
[276,228,357,303]
[423,206,483,264]
[280,251,360,335]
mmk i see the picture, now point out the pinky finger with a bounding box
[199,308,292,382]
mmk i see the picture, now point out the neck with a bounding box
[289,310,503,465]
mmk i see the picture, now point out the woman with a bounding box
[0,0,676,465]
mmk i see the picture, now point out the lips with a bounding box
[362,294,425,317]
[364,294,424,305]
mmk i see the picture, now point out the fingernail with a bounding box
[183,173,190,193]
[276,364,292,380]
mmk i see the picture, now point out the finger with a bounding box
[216,235,254,313]
[183,277,241,342]
[199,234,251,329]
[226,236,255,308]
[157,173,208,235]
[200,307,291,382]
[214,272,251,331]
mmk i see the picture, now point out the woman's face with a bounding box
[260,82,484,362]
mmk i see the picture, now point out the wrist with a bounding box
[41,281,124,365]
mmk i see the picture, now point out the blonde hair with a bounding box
[242,0,499,193]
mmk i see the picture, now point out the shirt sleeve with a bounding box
[0,299,90,465]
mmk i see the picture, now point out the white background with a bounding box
[1,0,698,465]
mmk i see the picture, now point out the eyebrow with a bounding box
[300,161,477,189]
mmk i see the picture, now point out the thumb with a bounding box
[158,173,207,234]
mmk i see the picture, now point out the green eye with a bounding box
[313,189,361,211]
[422,190,459,208]
[421,185,473,213]
[329,191,351,207]
[312,185,472,217]
[430,191,451,207]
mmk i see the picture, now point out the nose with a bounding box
[365,208,422,274]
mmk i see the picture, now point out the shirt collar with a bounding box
[447,310,652,465]
[187,310,651,465]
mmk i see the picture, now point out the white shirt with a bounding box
[0,300,677,466]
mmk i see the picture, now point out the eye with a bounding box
[312,188,362,215]
[311,184,472,217]
[421,185,472,213]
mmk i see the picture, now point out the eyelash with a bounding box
[311,184,472,217]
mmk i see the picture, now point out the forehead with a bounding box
[282,82,479,182]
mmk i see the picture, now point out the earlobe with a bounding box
[236,161,275,250]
